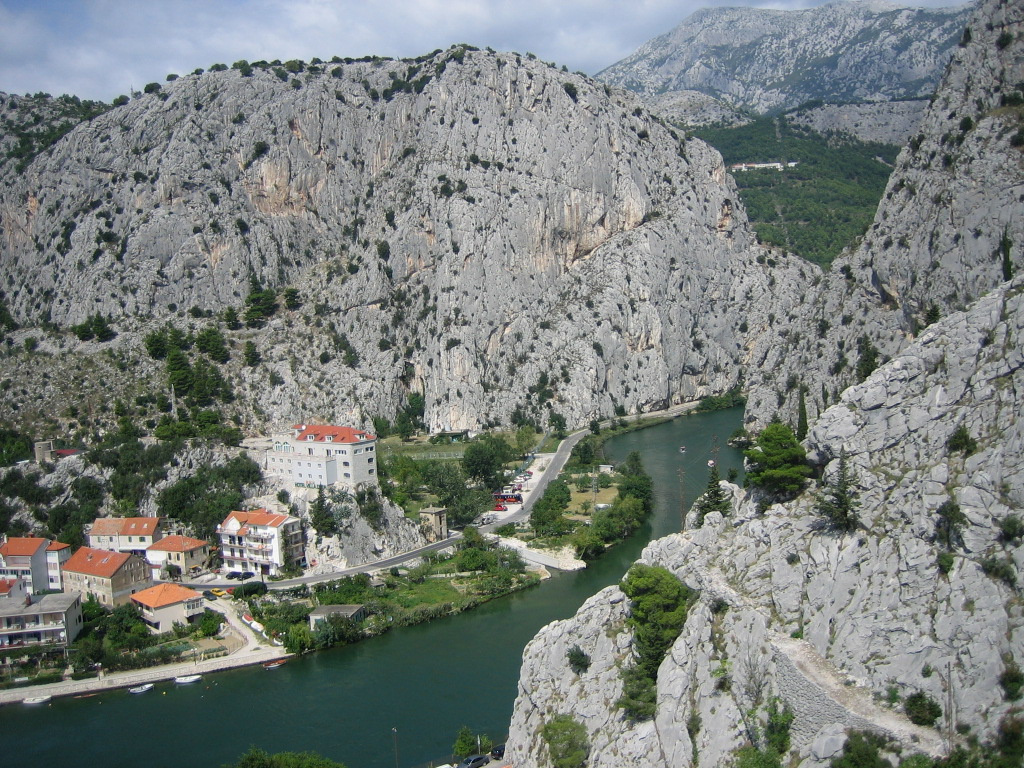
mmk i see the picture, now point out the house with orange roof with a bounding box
[88,517,164,557]
[266,424,378,489]
[0,577,83,653]
[217,508,303,577]
[62,547,151,607]
[146,535,211,580]
[130,583,205,633]
[0,536,51,594]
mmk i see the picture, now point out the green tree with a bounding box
[856,335,879,382]
[283,288,301,310]
[816,449,859,532]
[744,422,810,499]
[452,726,492,758]
[226,747,347,768]
[796,387,808,440]
[223,306,241,330]
[515,425,537,457]
[165,346,193,395]
[693,464,731,525]
[620,563,694,680]
[541,714,589,768]
[934,498,967,550]
[243,341,260,367]
[947,424,978,456]
[462,435,513,488]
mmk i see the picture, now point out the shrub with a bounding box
[946,424,978,456]
[143,82,161,94]
[999,515,1024,543]
[937,551,955,575]
[744,422,811,499]
[541,714,589,768]
[1000,659,1024,701]
[567,644,590,675]
[562,82,578,102]
[904,691,942,726]
[981,556,1017,586]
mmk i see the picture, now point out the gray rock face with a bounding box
[787,99,929,146]
[0,48,819,434]
[596,1,971,115]
[509,276,1023,766]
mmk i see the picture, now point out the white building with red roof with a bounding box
[266,424,378,489]
[146,535,210,579]
[88,517,164,557]
[0,537,51,594]
[62,547,151,607]
[130,583,205,633]
[45,541,72,591]
[217,508,303,577]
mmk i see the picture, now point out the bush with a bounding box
[981,556,1017,587]
[937,551,955,575]
[904,691,942,726]
[744,422,811,499]
[1000,659,1023,701]
[541,714,589,768]
[233,581,268,599]
[946,424,978,456]
[567,644,590,675]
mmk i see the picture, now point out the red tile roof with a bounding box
[147,535,208,553]
[131,583,202,609]
[291,424,375,443]
[63,547,134,579]
[0,537,48,558]
[0,578,18,595]
[46,541,70,551]
[222,508,293,529]
[90,517,162,537]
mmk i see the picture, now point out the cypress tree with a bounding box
[796,387,809,440]
[816,449,859,532]
[693,464,731,526]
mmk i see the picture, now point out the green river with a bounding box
[2,407,743,768]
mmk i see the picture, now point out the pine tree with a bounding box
[796,387,808,440]
[693,464,731,526]
[816,449,859,532]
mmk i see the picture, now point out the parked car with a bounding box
[239,571,255,580]
[202,590,217,601]
[225,571,242,580]
[226,587,236,596]
[457,756,490,768]
[210,588,227,597]
[490,744,505,759]
[493,504,507,512]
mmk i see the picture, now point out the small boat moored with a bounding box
[174,674,202,685]
[23,695,52,705]
[263,659,286,670]
[128,683,154,694]
[679,446,686,453]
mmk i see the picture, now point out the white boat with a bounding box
[707,459,716,467]
[679,446,686,453]
[263,659,286,670]
[174,674,202,684]
[128,683,154,694]
[23,695,52,705]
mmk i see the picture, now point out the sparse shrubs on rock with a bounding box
[998,515,1024,543]
[903,691,942,726]
[1000,657,1023,701]
[981,555,1017,587]
[937,551,955,575]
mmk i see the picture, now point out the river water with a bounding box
[2,408,743,768]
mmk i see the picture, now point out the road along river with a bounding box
[1,407,744,768]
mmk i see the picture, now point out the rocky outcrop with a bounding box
[0,47,820,434]
[508,273,1024,767]
[597,1,971,115]
[787,99,929,146]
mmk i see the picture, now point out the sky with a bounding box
[0,0,970,103]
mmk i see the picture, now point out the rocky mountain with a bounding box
[508,0,1024,764]
[0,47,818,436]
[597,1,972,117]
[786,98,930,145]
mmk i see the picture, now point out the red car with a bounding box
[493,503,507,512]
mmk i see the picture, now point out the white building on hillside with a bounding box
[265,425,378,489]
[217,509,304,577]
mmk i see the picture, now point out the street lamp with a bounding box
[392,727,399,768]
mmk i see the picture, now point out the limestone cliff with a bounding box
[0,47,814,434]
[507,273,1024,768]
[597,1,971,115]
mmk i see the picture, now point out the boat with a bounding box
[128,683,154,694]
[679,446,686,453]
[174,674,202,684]
[23,695,52,705]
[707,459,716,467]
[263,659,286,670]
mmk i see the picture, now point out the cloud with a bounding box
[0,0,971,101]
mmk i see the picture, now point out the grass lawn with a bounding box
[388,577,464,608]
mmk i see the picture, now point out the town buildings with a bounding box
[0,537,51,593]
[217,509,303,577]
[145,535,211,580]
[62,547,151,607]
[0,577,83,652]
[130,583,206,633]
[265,424,378,489]
[88,517,164,557]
